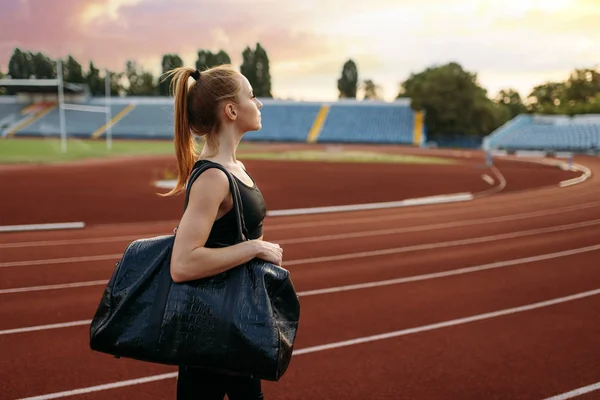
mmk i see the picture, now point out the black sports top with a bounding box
[191,160,266,247]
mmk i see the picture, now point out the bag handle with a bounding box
[182,161,249,244]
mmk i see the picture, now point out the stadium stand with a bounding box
[0,95,425,145]
[317,100,415,144]
[485,114,600,152]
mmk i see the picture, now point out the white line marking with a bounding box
[16,372,179,400]
[0,320,91,335]
[3,218,600,269]
[2,195,597,249]
[277,202,600,245]
[543,382,600,400]
[560,163,592,188]
[284,219,600,266]
[0,254,121,268]
[3,244,599,334]
[0,280,109,294]
[267,193,474,216]
[481,174,495,185]
[295,244,600,296]
[293,288,600,355]
[0,222,85,233]
[15,288,600,400]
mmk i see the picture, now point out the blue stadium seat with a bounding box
[486,114,600,151]
[318,102,414,144]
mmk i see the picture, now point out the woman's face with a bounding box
[234,74,263,133]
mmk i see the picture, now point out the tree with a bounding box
[526,81,567,114]
[31,52,56,79]
[397,62,507,136]
[337,59,358,98]
[7,48,33,79]
[196,49,231,71]
[86,61,105,96]
[125,60,156,96]
[159,53,183,96]
[240,43,272,97]
[494,88,526,119]
[63,55,85,83]
[361,79,382,100]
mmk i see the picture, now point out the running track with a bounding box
[1,152,600,399]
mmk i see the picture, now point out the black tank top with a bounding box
[191,160,266,247]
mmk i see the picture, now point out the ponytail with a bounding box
[160,67,198,197]
[158,63,242,197]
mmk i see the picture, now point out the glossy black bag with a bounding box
[89,162,300,381]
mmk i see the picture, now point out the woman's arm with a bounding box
[169,168,259,282]
[169,168,282,282]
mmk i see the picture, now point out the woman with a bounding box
[162,64,283,399]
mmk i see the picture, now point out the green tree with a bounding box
[7,48,33,79]
[159,53,184,96]
[337,59,358,98]
[31,52,56,79]
[125,60,156,96]
[253,43,272,97]
[397,61,506,136]
[361,79,382,100]
[86,61,105,96]
[565,67,600,105]
[526,81,567,114]
[63,55,85,83]
[196,49,232,71]
[240,43,272,97]
[494,88,526,119]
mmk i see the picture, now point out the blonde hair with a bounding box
[161,64,242,196]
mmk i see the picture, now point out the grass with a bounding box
[238,150,458,165]
[0,138,457,166]
[0,138,177,164]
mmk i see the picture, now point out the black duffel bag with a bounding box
[89,162,300,381]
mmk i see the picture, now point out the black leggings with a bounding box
[176,366,264,400]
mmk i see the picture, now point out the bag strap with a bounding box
[182,161,249,244]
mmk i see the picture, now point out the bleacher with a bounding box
[318,101,415,144]
[0,96,423,145]
[486,114,600,152]
[0,99,25,132]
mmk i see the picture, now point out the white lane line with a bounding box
[560,163,592,188]
[277,202,600,245]
[0,254,121,268]
[296,244,600,296]
[482,174,495,185]
[0,320,91,335]
[16,372,179,400]
[3,218,600,269]
[15,288,600,400]
[3,196,598,249]
[256,193,474,216]
[543,382,600,400]
[0,280,109,294]
[0,222,85,233]
[3,244,599,332]
[4,244,599,296]
[284,219,600,266]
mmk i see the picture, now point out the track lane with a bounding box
[1,247,599,398]
[2,203,600,289]
[3,197,600,263]
[2,223,600,331]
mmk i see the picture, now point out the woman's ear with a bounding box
[225,103,237,121]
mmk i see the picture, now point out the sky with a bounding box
[0,0,598,101]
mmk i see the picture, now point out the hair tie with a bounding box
[191,70,200,81]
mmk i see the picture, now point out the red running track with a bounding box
[0,150,599,400]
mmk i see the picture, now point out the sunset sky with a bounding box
[0,0,598,101]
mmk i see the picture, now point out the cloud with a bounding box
[0,0,598,101]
